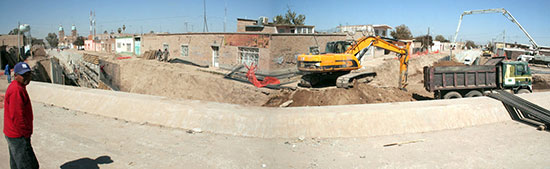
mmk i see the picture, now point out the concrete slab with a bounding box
[26,82,550,138]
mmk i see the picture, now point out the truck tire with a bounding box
[516,89,531,94]
[464,90,483,97]
[443,91,462,99]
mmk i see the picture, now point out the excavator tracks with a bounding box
[336,71,377,88]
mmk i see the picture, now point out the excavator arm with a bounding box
[297,36,410,89]
[346,36,411,89]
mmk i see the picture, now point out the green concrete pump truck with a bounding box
[424,57,532,99]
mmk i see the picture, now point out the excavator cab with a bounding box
[324,41,353,54]
[297,36,411,89]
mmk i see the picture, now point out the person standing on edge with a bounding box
[156,49,162,61]
[4,64,11,83]
[4,62,39,169]
[163,48,170,62]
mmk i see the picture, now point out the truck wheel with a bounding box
[464,90,483,97]
[443,91,462,99]
[516,89,531,94]
[547,63,550,68]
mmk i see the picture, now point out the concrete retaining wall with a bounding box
[27,82,550,138]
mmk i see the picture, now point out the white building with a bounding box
[338,24,393,38]
[115,36,134,55]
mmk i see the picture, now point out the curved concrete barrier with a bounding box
[27,82,550,138]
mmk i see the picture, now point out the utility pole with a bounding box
[502,29,506,58]
[203,0,209,32]
[184,22,188,32]
[426,27,431,52]
[224,0,227,32]
[17,22,20,62]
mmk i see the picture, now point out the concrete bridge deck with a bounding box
[27,82,550,138]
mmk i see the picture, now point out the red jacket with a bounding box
[3,80,33,138]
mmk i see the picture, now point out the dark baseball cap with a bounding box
[14,62,31,75]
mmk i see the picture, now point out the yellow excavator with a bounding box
[297,36,411,90]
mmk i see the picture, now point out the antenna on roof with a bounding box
[203,0,209,32]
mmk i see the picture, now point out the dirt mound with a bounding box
[114,59,275,106]
[263,83,413,107]
[263,52,449,107]
[533,74,550,90]
[432,60,465,67]
[32,46,47,58]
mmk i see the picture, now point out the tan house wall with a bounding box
[0,35,24,48]
[237,20,256,33]
[269,34,347,70]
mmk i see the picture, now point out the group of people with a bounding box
[155,48,170,62]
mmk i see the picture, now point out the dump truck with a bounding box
[424,57,532,99]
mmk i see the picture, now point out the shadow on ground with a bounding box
[60,155,113,169]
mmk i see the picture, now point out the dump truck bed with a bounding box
[423,65,499,92]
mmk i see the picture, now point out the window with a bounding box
[238,47,259,67]
[382,30,387,37]
[515,64,525,75]
[309,46,320,54]
[126,43,131,52]
[181,45,189,57]
[117,42,121,48]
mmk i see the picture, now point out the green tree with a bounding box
[274,9,306,25]
[8,28,21,35]
[73,36,85,46]
[45,33,58,48]
[435,35,449,42]
[390,24,413,40]
[465,40,476,49]
[414,35,434,50]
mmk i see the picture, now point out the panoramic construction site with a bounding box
[1,2,550,168]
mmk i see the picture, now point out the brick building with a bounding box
[140,32,346,73]
[58,25,79,49]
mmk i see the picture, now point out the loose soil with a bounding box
[60,50,550,107]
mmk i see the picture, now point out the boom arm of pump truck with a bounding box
[347,36,411,89]
[453,8,539,52]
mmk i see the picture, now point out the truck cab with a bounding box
[501,61,532,91]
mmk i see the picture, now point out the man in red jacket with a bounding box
[4,62,38,169]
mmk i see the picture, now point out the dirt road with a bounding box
[1,101,549,168]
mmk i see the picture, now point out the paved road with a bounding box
[0,101,549,169]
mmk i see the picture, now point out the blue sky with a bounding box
[1,0,549,46]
